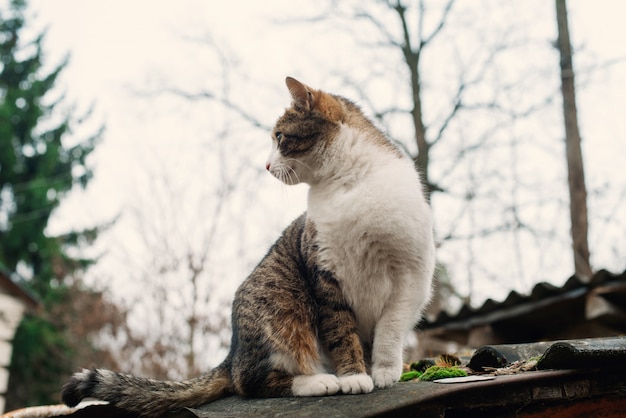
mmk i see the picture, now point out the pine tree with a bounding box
[0,0,114,407]
[0,0,99,285]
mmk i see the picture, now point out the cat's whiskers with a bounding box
[277,165,289,184]
[274,164,287,184]
[277,163,301,185]
[271,164,295,202]
[283,158,312,172]
[280,167,293,202]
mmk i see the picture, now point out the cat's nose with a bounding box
[265,162,271,171]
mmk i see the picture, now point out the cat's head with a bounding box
[266,77,346,185]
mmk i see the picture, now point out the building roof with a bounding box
[0,267,39,310]
[420,269,626,338]
[4,270,626,417]
[6,337,626,417]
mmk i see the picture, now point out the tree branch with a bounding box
[421,0,456,47]
[138,88,270,132]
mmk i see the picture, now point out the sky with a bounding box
[11,0,626,370]
[29,0,626,285]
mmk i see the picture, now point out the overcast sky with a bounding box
[20,0,626,308]
[5,0,622,373]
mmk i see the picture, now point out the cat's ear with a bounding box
[285,77,344,123]
[286,77,314,111]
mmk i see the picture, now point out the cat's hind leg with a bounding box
[231,351,341,398]
[231,274,341,398]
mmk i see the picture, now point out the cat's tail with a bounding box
[61,365,231,417]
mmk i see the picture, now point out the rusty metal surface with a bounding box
[391,369,626,418]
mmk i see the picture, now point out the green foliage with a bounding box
[0,0,100,294]
[419,366,468,381]
[1,0,106,408]
[6,314,73,406]
[400,370,422,381]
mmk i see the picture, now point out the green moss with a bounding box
[419,366,468,381]
[400,370,422,381]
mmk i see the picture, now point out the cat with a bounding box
[61,77,435,417]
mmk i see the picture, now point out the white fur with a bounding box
[306,125,435,388]
[292,374,340,396]
[269,352,303,375]
[337,373,374,394]
[269,351,329,376]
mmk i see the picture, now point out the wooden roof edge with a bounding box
[0,268,40,309]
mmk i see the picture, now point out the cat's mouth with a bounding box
[267,162,301,185]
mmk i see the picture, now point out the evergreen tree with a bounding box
[0,0,114,407]
[0,0,98,283]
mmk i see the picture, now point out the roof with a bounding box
[5,337,625,417]
[0,267,39,310]
[468,336,626,371]
[421,269,626,337]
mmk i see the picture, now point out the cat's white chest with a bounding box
[308,153,432,340]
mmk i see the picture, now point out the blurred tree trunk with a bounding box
[555,0,592,280]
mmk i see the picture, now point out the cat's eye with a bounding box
[275,132,283,143]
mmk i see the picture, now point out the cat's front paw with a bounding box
[292,374,341,397]
[371,366,400,389]
[338,373,374,394]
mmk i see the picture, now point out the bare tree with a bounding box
[96,32,298,377]
[113,145,233,379]
[313,1,567,303]
[391,0,456,201]
[555,0,592,280]
[124,1,604,318]
[317,0,457,201]
[169,3,543,269]
[110,74,251,378]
